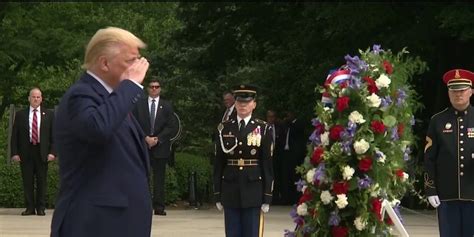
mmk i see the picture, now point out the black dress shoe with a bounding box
[154,209,167,216]
[21,210,36,216]
[36,209,46,216]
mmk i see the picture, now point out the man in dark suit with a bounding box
[221,91,237,122]
[133,79,177,216]
[10,87,55,216]
[265,109,285,205]
[214,84,274,237]
[281,111,308,204]
[50,27,152,237]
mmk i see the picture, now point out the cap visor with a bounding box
[448,85,471,91]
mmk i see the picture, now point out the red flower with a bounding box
[395,169,404,178]
[336,96,350,112]
[397,123,405,136]
[363,76,379,94]
[332,181,349,194]
[329,125,344,141]
[315,123,325,134]
[383,60,393,74]
[311,147,324,165]
[331,226,348,237]
[371,198,382,221]
[298,189,313,204]
[358,156,373,172]
[308,208,318,218]
[339,81,348,89]
[370,120,386,134]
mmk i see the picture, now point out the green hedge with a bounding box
[0,152,212,208]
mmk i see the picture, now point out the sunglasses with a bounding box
[149,85,161,89]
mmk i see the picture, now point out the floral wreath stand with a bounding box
[381,199,409,237]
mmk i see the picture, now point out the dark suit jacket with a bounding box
[284,118,308,164]
[133,96,177,159]
[11,107,55,161]
[50,73,152,237]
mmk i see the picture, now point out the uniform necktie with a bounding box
[239,120,246,137]
[150,99,156,134]
[31,109,38,145]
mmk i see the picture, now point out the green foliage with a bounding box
[173,152,213,202]
[0,152,212,207]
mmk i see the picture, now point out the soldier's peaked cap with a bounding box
[233,84,257,102]
[443,69,474,91]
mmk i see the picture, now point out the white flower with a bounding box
[296,203,308,216]
[390,199,401,207]
[306,168,316,183]
[335,194,348,209]
[342,166,355,180]
[370,183,380,197]
[301,185,307,193]
[354,216,367,231]
[348,111,366,124]
[354,139,370,154]
[320,132,330,146]
[375,74,391,89]
[320,190,334,205]
[402,172,409,182]
[366,93,381,108]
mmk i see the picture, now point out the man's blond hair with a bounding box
[82,27,146,69]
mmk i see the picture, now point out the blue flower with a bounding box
[309,130,321,146]
[357,175,372,190]
[344,54,368,75]
[314,163,326,183]
[372,44,384,54]
[284,230,297,237]
[390,126,399,141]
[393,204,404,224]
[328,211,341,226]
[396,89,407,106]
[295,179,306,192]
[381,96,392,109]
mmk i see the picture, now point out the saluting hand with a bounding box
[261,204,270,213]
[121,57,149,85]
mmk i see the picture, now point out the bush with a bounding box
[173,152,213,203]
[0,152,212,207]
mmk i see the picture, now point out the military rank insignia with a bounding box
[247,126,262,146]
[468,128,474,138]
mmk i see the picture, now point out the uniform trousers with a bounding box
[20,144,48,211]
[438,200,474,237]
[224,207,263,237]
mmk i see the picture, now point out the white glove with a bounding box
[427,195,440,208]
[261,204,270,213]
[216,202,223,211]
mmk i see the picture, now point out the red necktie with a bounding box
[32,109,38,145]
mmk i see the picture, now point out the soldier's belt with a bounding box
[227,159,259,166]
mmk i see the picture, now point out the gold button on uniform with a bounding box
[460,164,464,168]
[460,172,464,176]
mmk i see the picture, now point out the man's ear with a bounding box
[98,56,109,72]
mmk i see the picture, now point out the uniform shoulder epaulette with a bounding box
[254,118,267,125]
[431,107,449,119]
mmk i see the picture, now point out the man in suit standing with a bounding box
[281,111,307,204]
[221,91,237,122]
[133,79,177,216]
[51,27,152,237]
[10,87,55,216]
[265,109,285,205]
[214,84,274,237]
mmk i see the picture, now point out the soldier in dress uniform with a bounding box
[213,84,274,237]
[424,69,474,237]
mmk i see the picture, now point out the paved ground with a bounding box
[0,206,438,236]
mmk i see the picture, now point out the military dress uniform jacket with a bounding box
[424,106,474,201]
[213,117,274,208]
